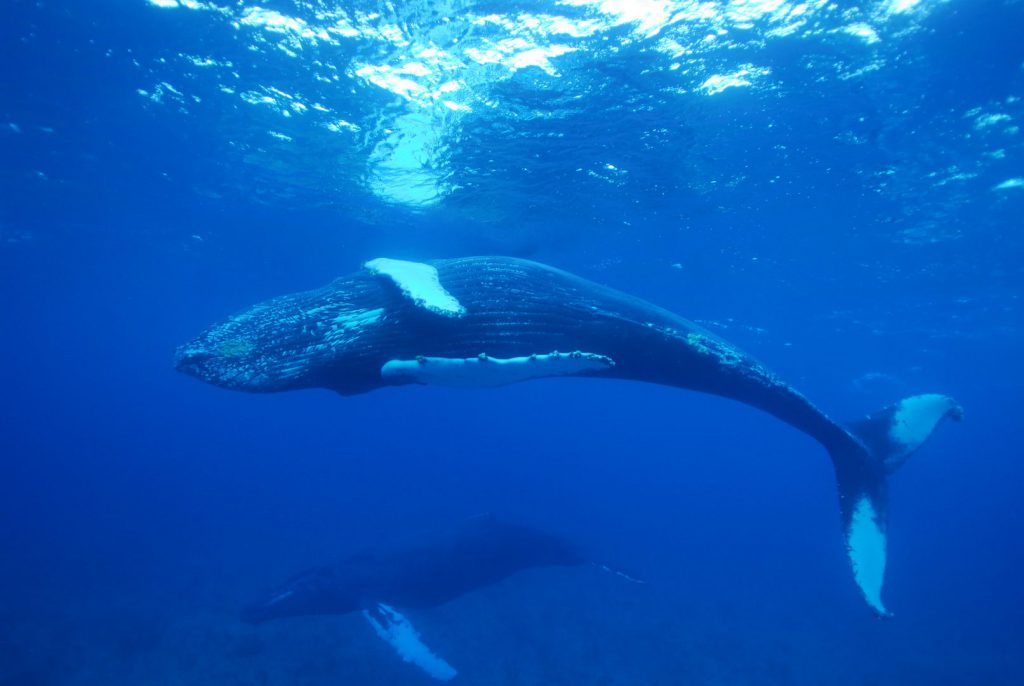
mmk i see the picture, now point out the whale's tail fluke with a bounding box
[830,394,963,617]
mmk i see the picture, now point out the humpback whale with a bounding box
[176,256,963,616]
[241,517,593,680]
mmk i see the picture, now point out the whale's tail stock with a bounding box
[829,394,963,617]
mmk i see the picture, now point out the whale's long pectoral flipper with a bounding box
[362,603,458,681]
[382,352,615,389]
[833,394,963,616]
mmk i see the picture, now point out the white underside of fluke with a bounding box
[890,393,959,450]
[362,603,457,681]
[381,351,615,388]
[364,258,465,316]
[847,497,888,616]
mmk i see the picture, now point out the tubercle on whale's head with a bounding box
[240,567,361,624]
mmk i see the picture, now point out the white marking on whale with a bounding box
[381,351,615,388]
[364,258,465,316]
[324,307,385,347]
[847,497,887,616]
[890,393,960,450]
[362,603,457,681]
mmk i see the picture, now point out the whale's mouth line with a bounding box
[173,344,217,380]
[173,339,296,393]
[175,350,204,376]
[175,346,211,365]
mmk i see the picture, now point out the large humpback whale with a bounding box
[241,517,597,680]
[176,256,962,616]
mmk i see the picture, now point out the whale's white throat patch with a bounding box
[381,351,615,388]
[364,258,465,316]
[363,603,457,681]
[847,497,888,616]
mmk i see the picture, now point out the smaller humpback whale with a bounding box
[176,256,963,616]
[240,517,616,680]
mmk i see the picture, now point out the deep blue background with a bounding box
[1,1,1022,684]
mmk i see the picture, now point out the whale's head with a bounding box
[174,302,304,392]
[240,565,362,624]
[175,284,387,393]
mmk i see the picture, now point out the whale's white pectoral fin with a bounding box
[362,603,457,681]
[381,351,615,388]
[364,258,465,317]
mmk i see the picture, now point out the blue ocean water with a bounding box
[1,0,1022,684]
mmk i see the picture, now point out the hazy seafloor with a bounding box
[2,0,1023,684]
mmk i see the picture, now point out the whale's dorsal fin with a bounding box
[362,603,457,681]
[364,258,465,317]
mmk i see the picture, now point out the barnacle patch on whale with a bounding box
[364,258,464,316]
[216,338,255,358]
[381,351,615,388]
[686,331,744,366]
